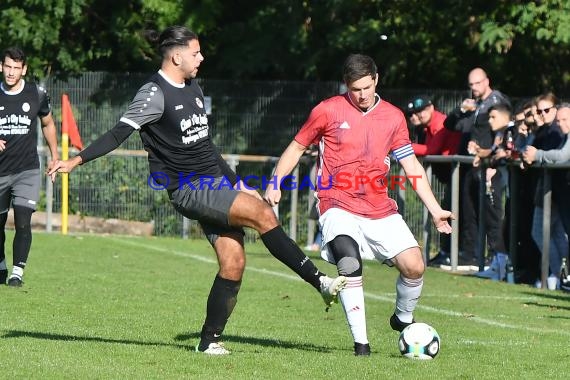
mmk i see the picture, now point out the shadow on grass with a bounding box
[174,332,332,352]
[2,330,190,349]
[521,291,570,303]
[523,302,570,313]
[2,330,333,353]
[520,290,570,314]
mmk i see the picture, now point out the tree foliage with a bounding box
[0,0,568,96]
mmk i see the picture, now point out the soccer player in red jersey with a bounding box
[265,54,453,356]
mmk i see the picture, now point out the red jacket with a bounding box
[412,110,461,156]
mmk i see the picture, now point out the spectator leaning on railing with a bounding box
[520,94,566,289]
[523,103,570,289]
[508,101,542,284]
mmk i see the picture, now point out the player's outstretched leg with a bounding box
[261,225,346,307]
[230,194,346,307]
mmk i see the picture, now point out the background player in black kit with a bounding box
[0,47,59,287]
[48,25,346,355]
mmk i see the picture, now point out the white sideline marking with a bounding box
[112,238,570,337]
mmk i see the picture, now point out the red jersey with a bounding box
[295,94,412,219]
[411,110,461,156]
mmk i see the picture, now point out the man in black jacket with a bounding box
[444,68,511,278]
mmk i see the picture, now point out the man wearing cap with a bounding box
[406,95,461,266]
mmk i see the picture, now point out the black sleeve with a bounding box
[210,140,238,186]
[77,121,135,164]
[444,107,473,133]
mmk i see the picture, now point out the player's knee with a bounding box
[337,256,362,277]
[219,255,245,279]
[329,235,362,277]
[256,203,279,228]
[231,255,246,272]
[401,260,425,279]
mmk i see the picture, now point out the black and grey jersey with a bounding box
[0,80,51,175]
[119,70,228,191]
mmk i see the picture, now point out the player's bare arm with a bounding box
[41,113,60,181]
[234,180,263,200]
[264,140,307,206]
[399,154,454,234]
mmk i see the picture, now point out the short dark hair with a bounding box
[488,103,512,116]
[514,99,532,115]
[145,26,198,57]
[343,54,377,84]
[2,47,26,66]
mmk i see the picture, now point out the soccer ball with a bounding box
[398,323,440,360]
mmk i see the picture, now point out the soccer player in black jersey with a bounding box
[48,25,346,355]
[0,47,59,287]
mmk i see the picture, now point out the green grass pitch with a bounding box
[0,231,568,379]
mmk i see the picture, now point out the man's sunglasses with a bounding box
[537,106,554,115]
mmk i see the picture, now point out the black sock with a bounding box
[0,212,7,264]
[199,275,241,350]
[13,206,33,268]
[260,226,323,290]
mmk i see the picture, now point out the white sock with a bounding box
[395,275,423,323]
[339,276,368,344]
[0,259,6,271]
[10,265,24,279]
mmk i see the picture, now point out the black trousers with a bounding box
[461,166,507,260]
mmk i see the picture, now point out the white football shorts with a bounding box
[319,208,419,264]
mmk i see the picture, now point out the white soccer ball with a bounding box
[398,322,440,360]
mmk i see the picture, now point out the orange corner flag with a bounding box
[62,94,83,150]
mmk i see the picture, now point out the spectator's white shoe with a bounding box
[319,275,347,308]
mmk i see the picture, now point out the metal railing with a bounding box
[39,144,569,288]
[422,155,570,289]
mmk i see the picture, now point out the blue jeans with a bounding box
[531,205,569,275]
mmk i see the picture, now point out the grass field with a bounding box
[1,231,568,379]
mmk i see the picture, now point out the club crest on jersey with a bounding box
[195,97,203,109]
[22,102,30,112]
